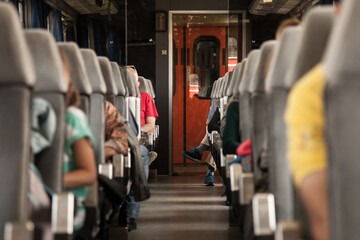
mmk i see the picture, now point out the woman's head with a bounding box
[59,49,80,107]
[276,18,301,40]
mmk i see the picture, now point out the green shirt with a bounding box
[223,100,240,155]
[64,106,96,231]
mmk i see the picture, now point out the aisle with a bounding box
[129,176,241,240]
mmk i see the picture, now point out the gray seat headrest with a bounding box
[80,49,107,94]
[98,57,118,96]
[210,80,218,99]
[58,42,92,95]
[25,30,67,93]
[124,68,138,97]
[239,50,261,94]
[232,59,247,97]
[133,75,141,97]
[286,7,335,88]
[324,0,359,84]
[249,40,277,93]
[119,67,129,97]
[223,72,230,97]
[138,76,148,93]
[146,79,155,98]
[216,77,224,98]
[226,62,242,96]
[0,3,35,86]
[111,62,126,96]
[265,26,302,91]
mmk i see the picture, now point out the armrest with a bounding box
[252,193,276,236]
[140,132,154,146]
[98,163,113,180]
[239,172,254,205]
[275,222,302,240]
[230,163,243,192]
[4,221,34,240]
[226,154,237,178]
[51,193,75,235]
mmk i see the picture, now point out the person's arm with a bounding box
[142,116,156,133]
[105,147,118,159]
[64,138,97,188]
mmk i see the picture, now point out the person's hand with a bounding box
[105,147,118,159]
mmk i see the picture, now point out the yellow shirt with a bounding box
[285,64,327,186]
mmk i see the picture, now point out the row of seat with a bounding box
[207,4,347,239]
[0,2,157,240]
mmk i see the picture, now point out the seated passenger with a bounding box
[182,100,218,186]
[60,50,97,233]
[137,73,159,165]
[104,100,128,160]
[118,66,158,231]
[285,2,341,240]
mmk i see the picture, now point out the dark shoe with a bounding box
[225,197,231,206]
[182,148,202,164]
[204,172,216,186]
[127,217,137,231]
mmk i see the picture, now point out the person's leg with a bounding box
[204,155,216,186]
[299,170,328,240]
[183,133,210,163]
[120,145,150,230]
[204,154,217,172]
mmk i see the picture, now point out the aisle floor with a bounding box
[128,175,241,240]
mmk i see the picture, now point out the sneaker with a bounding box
[182,148,202,164]
[204,172,216,186]
[149,151,158,166]
[127,217,137,231]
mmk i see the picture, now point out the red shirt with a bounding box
[140,92,158,126]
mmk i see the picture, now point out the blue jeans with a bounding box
[124,145,149,219]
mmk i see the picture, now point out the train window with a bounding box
[193,36,220,98]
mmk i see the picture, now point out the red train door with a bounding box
[172,19,226,167]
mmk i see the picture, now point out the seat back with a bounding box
[323,0,360,238]
[226,62,242,98]
[98,57,118,105]
[210,80,218,99]
[232,59,247,98]
[286,7,335,89]
[26,30,68,194]
[111,62,127,117]
[0,3,35,237]
[119,67,130,120]
[266,26,302,222]
[147,79,156,100]
[81,49,107,166]
[58,43,92,116]
[220,73,230,118]
[133,75,142,138]
[138,76,149,93]
[239,50,261,172]
[249,40,277,182]
[123,68,141,136]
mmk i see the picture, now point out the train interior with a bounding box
[0,0,356,239]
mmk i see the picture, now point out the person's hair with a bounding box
[333,0,340,3]
[276,18,301,39]
[59,49,80,107]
